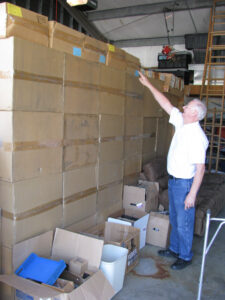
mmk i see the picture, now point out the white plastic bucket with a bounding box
[100,244,128,294]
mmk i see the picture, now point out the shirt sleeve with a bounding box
[169,107,183,128]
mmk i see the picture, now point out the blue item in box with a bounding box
[15,253,66,285]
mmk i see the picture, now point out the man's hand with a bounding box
[138,71,150,87]
[184,192,196,210]
[184,164,205,210]
[138,70,173,115]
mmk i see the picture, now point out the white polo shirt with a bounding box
[167,107,209,179]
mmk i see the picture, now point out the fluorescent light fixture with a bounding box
[67,0,88,6]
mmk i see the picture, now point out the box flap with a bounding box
[104,221,139,244]
[0,274,61,298]
[123,185,146,210]
[107,217,131,226]
[52,228,104,269]
[13,231,54,271]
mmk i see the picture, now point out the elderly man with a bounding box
[139,71,208,270]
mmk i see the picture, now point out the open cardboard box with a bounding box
[0,228,115,300]
[108,208,149,250]
[83,221,140,273]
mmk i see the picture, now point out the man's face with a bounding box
[183,101,198,119]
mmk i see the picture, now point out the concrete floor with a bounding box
[113,206,225,300]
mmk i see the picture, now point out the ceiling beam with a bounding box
[87,0,215,21]
[113,35,188,48]
[57,0,108,42]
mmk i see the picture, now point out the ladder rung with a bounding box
[203,91,225,94]
[202,94,225,96]
[211,56,225,58]
[214,22,225,25]
[212,31,225,35]
[211,45,225,49]
[214,14,225,19]
[205,77,225,80]
[215,10,225,15]
[207,62,225,65]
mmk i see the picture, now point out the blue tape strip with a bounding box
[73,47,82,57]
[99,55,106,64]
[135,70,139,77]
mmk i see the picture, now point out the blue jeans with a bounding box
[168,177,195,261]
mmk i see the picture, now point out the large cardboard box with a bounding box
[83,221,140,273]
[0,111,63,182]
[123,183,159,213]
[48,21,85,57]
[0,2,48,47]
[0,229,115,300]
[106,44,126,70]
[125,52,140,76]
[0,37,64,112]
[108,208,149,250]
[146,212,171,248]
[83,35,108,64]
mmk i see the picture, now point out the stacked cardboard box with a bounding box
[124,72,144,185]
[62,54,99,230]
[0,36,64,299]
[0,4,185,298]
[97,64,126,220]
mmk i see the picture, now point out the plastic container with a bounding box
[15,253,66,285]
[100,244,128,294]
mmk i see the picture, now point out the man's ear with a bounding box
[192,108,198,118]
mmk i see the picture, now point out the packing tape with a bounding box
[84,43,107,55]
[125,91,143,99]
[64,80,125,96]
[65,80,98,91]
[14,70,63,85]
[64,138,98,146]
[2,140,62,152]
[2,198,62,221]
[100,136,123,143]
[50,26,84,47]
[124,135,143,141]
[7,14,48,35]
[64,187,97,205]
[98,179,123,191]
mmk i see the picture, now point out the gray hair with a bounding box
[192,99,207,121]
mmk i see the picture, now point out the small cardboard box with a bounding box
[0,229,115,300]
[69,257,88,276]
[108,208,149,250]
[123,183,159,213]
[83,221,140,273]
[146,212,171,248]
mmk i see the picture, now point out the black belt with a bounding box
[169,175,192,180]
[169,175,182,180]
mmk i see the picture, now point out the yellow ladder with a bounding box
[200,0,225,172]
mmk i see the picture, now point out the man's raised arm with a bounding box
[138,71,173,115]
